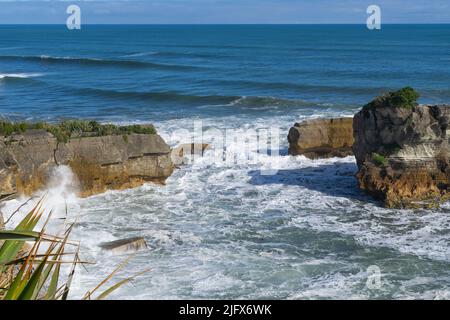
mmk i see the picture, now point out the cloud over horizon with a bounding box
[0,0,448,24]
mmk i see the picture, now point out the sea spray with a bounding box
[45,165,79,216]
[0,165,80,231]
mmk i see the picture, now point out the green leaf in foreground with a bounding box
[1,197,148,300]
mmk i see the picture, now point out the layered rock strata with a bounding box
[288,118,354,159]
[353,103,450,208]
[0,129,174,199]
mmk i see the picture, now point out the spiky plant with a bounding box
[0,197,146,300]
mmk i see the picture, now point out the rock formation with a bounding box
[288,118,354,159]
[99,237,148,254]
[353,87,450,208]
[0,129,174,199]
[171,143,211,165]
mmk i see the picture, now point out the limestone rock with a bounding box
[171,143,210,165]
[0,130,57,198]
[353,103,450,208]
[99,237,148,254]
[288,118,354,159]
[0,210,4,231]
[0,129,174,199]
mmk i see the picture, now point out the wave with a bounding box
[0,72,43,80]
[227,96,333,109]
[0,47,24,51]
[122,51,233,59]
[194,78,393,97]
[0,55,203,71]
[73,86,336,109]
[122,52,159,58]
[76,87,239,105]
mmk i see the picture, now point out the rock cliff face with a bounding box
[0,210,4,230]
[353,103,450,208]
[171,143,211,165]
[0,130,174,199]
[288,118,354,159]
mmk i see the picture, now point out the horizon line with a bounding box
[1,23,449,26]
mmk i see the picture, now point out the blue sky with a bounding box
[0,0,448,24]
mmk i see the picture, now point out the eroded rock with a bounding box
[288,118,354,159]
[353,102,450,208]
[0,129,174,199]
[99,237,148,254]
[171,143,211,165]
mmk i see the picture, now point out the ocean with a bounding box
[1,25,450,299]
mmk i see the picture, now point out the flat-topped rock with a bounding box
[99,237,148,254]
[0,124,174,199]
[288,118,354,159]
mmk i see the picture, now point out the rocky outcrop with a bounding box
[171,143,210,165]
[353,102,450,208]
[99,237,148,254]
[288,118,354,159]
[0,129,174,199]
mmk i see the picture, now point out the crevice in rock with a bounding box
[53,141,60,166]
[100,162,122,167]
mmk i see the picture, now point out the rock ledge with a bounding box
[0,128,174,199]
[288,118,354,159]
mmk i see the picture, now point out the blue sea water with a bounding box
[0,25,449,121]
[1,25,450,300]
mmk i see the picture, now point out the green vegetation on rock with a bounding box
[372,152,388,167]
[0,120,156,143]
[364,87,420,110]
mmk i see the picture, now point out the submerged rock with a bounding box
[99,237,148,254]
[353,88,450,208]
[288,118,354,159]
[0,128,174,199]
[171,143,210,165]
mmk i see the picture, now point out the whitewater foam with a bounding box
[59,115,450,299]
[122,51,158,58]
[0,72,43,79]
[2,114,450,300]
[1,165,79,232]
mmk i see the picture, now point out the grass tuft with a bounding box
[372,152,388,167]
[364,87,420,110]
[0,120,156,143]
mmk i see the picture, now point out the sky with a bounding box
[0,0,448,24]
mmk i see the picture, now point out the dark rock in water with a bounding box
[353,89,450,208]
[0,128,174,199]
[288,118,354,159]
[99,237,148,254]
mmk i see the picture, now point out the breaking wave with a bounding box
[0,55,203,71]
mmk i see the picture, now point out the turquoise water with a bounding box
[1,25,450,299]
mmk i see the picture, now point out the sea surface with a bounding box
[1,25,450,299]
